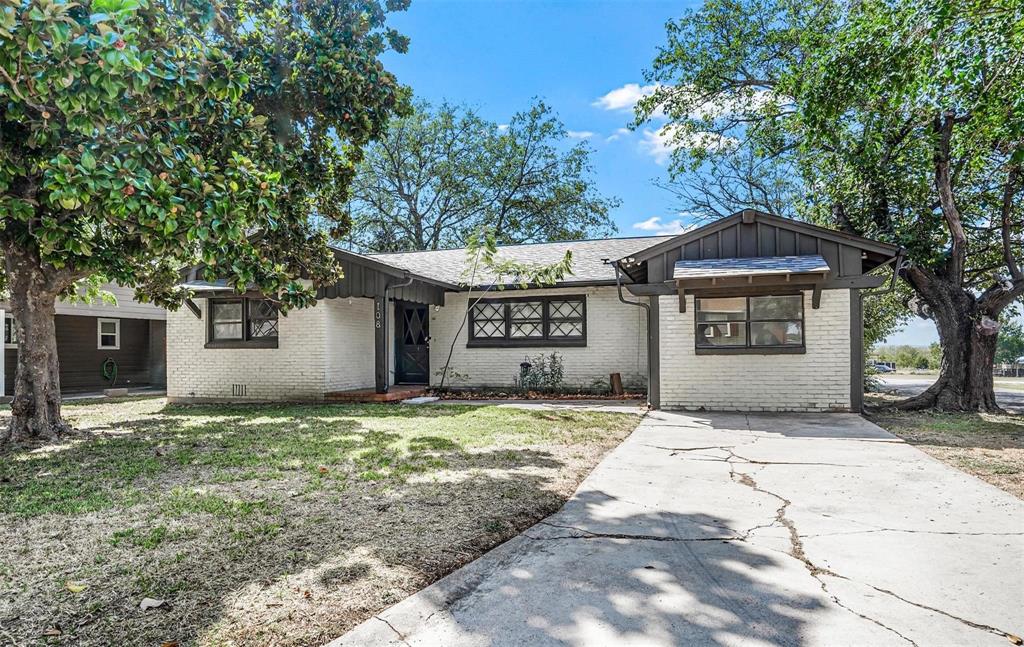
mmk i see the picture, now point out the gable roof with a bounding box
[364,235,672,288]
[618,209,900,284]
[623,209,899,263]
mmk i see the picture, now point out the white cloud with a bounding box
[593,83,659,112]
[497,124,509,132]
[639,125,737,165]
[566,130,594,140]
[632,216,694,236]
[605,127,631,142]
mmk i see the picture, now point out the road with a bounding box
[878,376,1024,413]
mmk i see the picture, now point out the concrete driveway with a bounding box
[333,411,1024,647]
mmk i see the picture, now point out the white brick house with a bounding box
[168,210,899,412]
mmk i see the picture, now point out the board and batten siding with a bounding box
[658,289,852,412]
[429,286,648,390]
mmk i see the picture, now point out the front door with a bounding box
[397,303,429,384]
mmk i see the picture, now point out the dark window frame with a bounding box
[468,295,587,348]
[206,297,279,349]
[694,293,806,355]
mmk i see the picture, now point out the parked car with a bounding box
[869,362,895,373]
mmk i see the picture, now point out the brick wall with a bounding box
[428,286,648,390]
[323,297,375,392]
[167,299,328,402]
[659,289,852,412]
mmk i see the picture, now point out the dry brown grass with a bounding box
[866,394,1024,499]
[0,397,639,646]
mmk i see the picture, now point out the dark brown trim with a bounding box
[184,298,201,319]
[626,274,887,297]
[205,297,280,349]
[648,295,660,409]
[374,296,387,393]
[204,338,279,349]
[694,294,805,353]
[467,294,587,348]
[696,346,806,356]
[850,289,864,412]
[467,338,588,349]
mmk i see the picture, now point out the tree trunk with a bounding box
[898,275,1001,412]
[1,245,71,444]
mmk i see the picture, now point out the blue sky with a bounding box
[381,0,699,238]
[379,0,941,345]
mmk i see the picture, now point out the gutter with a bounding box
[860,249,907,302]
[610,261,655,409]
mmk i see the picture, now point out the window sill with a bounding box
[205,339,279,349]
[467,338,587,349]
[695,346,805,355]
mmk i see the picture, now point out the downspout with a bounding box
[382,273,414,393]
[610,261,653,408]
[853,249,907,411]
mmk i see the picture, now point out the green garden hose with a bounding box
[102,357,118,388]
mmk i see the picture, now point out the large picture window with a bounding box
[207,298,279,348]
[469,296,586,347]
[695,294,804,354]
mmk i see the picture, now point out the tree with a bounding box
[347,100,619,252]
[637,0,1023,411]
[0,0,409,442]
[996,319,1024,364]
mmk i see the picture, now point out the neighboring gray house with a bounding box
[167,210,899,412]
[1,283,166,395]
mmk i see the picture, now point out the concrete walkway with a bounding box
[333,411,1024,647]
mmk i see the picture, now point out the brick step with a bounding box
[325,386,427,403]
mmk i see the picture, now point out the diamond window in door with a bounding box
[403,307,427,344]
[472,302,506,338]
[510,301,544,338]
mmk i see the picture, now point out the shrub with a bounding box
[514,352,565,392]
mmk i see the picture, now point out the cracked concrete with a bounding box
[331,410,1024,647]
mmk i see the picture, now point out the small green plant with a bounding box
[514,352,565,392]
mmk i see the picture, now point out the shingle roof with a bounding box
[673,255,831,279]
[364,236,672,287]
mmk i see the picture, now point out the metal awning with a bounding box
[673,255,832,311]
[673,255,831,280]
[175,279,238,295]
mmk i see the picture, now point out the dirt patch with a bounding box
[0,398,638,646]
[866,397,1024,499]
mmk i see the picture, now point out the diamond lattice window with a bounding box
[469,296,586,346]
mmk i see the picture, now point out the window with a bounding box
[97,318,120,350]
[468,296,586,347]
[206,298,279,348]
[4,314,16,347]
[695,294,804,354]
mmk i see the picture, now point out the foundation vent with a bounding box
[232,384,247,397]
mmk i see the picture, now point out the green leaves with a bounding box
[348,100,618,252]
[1,0,409,310]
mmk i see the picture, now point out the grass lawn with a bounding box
[0,397,639,646]
[867,395,1023,499]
